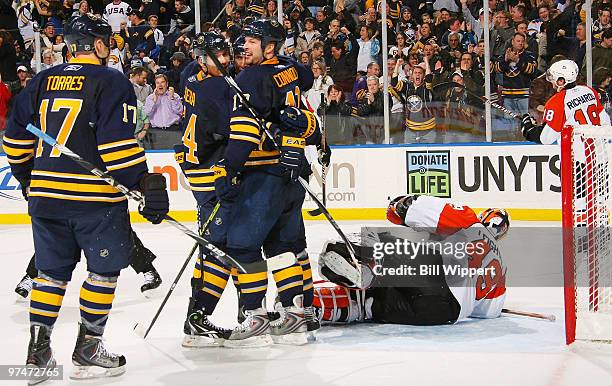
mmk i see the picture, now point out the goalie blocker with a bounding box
[315,195,510,326]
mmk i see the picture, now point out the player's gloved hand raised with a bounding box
[386,195,416,225]
[139,173,169,224]
[280,107,317,137]
[520,114,543,143]
[279,135,306,181]
[214,160,241,201]
[520,114,536,134]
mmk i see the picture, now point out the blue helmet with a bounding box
[193,32,230,59]
[233,35,246,57]
[64,13,112,53]
[242,18,286,54]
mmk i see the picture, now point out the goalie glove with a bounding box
[520,114,543,144]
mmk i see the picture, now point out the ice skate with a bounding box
[183,308,232,347]
[26,325,57,385]
[270,295,308,346]
[141,268,162,298]
[70,323,126,380]
[224,302,273,348]
[304,306,320,342]
[15,274,33,301]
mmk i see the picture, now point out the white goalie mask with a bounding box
[546,60,578,88]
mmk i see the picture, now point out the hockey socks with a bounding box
[273,264,304,307]
[79,273,117,336]
[237,271,268,310]
[30,273,67,329]
[296,251,313,307]
[192,257,231,313]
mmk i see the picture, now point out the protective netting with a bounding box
[566,126,612,342]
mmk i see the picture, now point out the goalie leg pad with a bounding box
[312,285,364,324]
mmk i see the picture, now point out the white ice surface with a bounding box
[1,220,612,386]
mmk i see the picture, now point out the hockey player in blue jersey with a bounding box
[215,18,322,347]
[2,14,169,382]
[174,31,237,348]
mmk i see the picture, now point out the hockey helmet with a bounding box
[233,35,246,57]
[192,32,230,60]
[477,208,510,239]
[546,59,579,86]
[242,18,286,54]
[64,13,112,53]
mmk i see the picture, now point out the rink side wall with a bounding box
[0,143,562,224]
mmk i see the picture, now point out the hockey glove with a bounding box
[280,107,318,139]
[279,135,306,181]
[386,195,416,225]
[213,160,241,202]
[139,173,169,224]
[317,141,331,168]
[520,114,543,144]
[17,178,30,201]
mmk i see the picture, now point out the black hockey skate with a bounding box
[26,325,57,385]
[304,306,321,332]
[70,323,126,379]
[15,274,33,300]
[140,268,162,297]
[182,309,232,347]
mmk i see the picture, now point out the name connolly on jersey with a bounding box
[273,67,299,88]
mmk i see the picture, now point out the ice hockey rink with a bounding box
[2,220,612,386]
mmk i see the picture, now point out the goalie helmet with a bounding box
[477,208,510,239]
[64,13,112,53]
[546,59,578,87]
[242,18,286,54]
[192,32,230,60]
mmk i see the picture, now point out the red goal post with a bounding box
[561,124,612,345]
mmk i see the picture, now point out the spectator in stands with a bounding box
[585,28,612,74]
[433,8,452,39]
[510,4,527,25]
[37,49,55,72]
[351,61,380,105]
[490,11,514,60]
[440,32,464,72]
[127,10,155,56]
[165,51,187,89]
[511,21,539,59]
[357,75,385,143]
[0,73,11,131]
[403,62,436,144]
[593,67,611,117]
[310,41,325,66]
[593,8,610,40]
[298,51,310,65]
[103,0,131,33]
[143,73,183,149]
[318,84,354,144]
[306,60,334,113]
[440,18,463,47]
[39,23,65,65]
[326,26,359,99]
[458,52,484,95]
[0,30,17,83]
[357,25,380,73]
[494,32,537,136]
[17,1,35,50]
[8,65,30,100]
[528,5,550,33]
[461,0,488,40]
[396,6,418,34]
[130,66,152,104]
[148,14,164,49]
[168,0,195,43]
[263,0,277,18]
[74,0,90,16]
[529,54,567,122]
[296,17,321,58]
[389,29,411,61]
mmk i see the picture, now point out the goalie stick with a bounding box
[204,48,363,286]
[26,124,295,274]
[432,81,521,120]
[308,93,328,217]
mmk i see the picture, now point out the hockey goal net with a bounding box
[561,125,612,344]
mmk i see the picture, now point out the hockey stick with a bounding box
[204,48,362,286]
[134,202,221,339]
[432,81,521,120]
[308,93,328,217]
[502,308,556,322]
[25,124,295,274]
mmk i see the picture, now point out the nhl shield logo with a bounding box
[99,249,109,257]
[215,217,223,226]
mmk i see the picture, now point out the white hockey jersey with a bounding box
[103,2,132,32]
[539,85,611,145]
[403,195,506,322]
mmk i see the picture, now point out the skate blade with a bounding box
[223,334,273,348]
[271,332,308,346]
[182,335,225,348]
[26,360,57,385]
[70,364,125,379]
[141,287,162,299]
